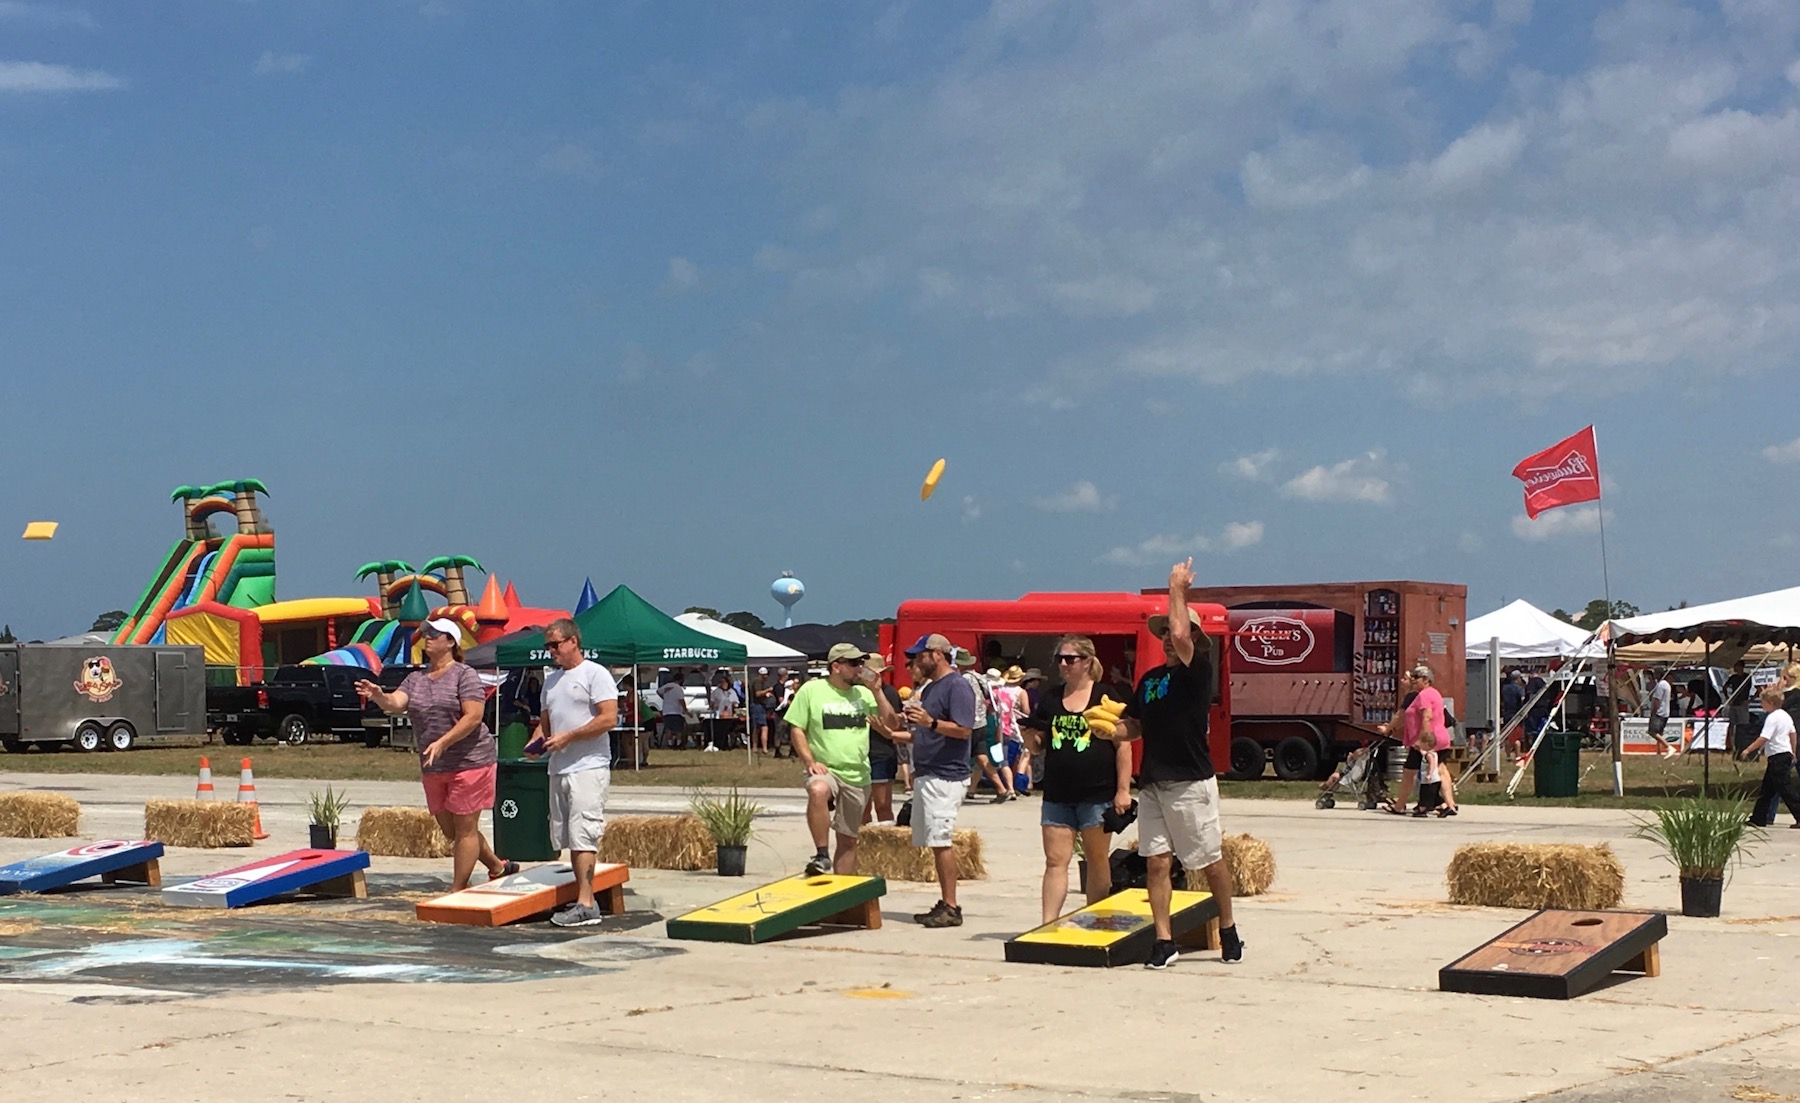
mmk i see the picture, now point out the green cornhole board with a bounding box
[666,873,887,944]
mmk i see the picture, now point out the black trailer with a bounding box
[0,644,207,752]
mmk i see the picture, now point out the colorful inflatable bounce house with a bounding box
[112,480,565,682]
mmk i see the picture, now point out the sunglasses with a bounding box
[1055,654,1085,663]
[543,637,570,647]
[837,658,865,667]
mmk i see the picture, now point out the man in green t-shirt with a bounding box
[787,643,899,876]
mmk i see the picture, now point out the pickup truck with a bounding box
[209,665,392,747]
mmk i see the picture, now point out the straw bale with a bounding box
[0,792,80,838]
[1217,833,1276,896]
[144,799,255,848]
[855,826,986,882]
[355,806,452,859]
[600,814,715,871]
[1445,842,1625,910]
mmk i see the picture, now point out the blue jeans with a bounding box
[1041,800,1107,830]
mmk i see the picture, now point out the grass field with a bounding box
[0,740,1772,809]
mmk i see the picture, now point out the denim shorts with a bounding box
[870,755,898,783]
[1041,800,1107,831]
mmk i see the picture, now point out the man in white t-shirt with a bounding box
[658,673,690,750]
[1646,669,1678,758]
[530,617,619,927]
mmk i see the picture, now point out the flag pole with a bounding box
[1593,426,1624,797]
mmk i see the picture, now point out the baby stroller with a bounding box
[1314,737,1396,810]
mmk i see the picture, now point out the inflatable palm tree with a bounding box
[169,485,210,541]
[422,555,484,607]
[203,479,270,535]
[356,560,415,619]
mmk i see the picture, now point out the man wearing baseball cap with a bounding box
[900,633,977,927]
[1115,558,1241,968]
[784,643,899,877]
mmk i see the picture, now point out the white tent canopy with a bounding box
[1606,585,1800,661]
[1465,600,1600,660]
[674,613,808,665]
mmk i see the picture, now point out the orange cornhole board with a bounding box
[414,862,630,927]
[1439,908,1667,1000]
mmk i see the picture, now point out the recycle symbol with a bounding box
[500,799,519,819]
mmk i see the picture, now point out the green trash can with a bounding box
[1532,731,1581,798]
[497,721,531,761]
[493,758,557,861]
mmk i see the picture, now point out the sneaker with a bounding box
[803,854,831,878]
[703,745,720,753]
[1220,925,1244,963]
[550,903,606,928]
[1145,939,1179,970]
[917,901,963,928]
[991,791,1012,805]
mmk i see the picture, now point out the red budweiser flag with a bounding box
[1512,426,1601,519]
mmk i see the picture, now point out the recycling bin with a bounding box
[493,758,557,861]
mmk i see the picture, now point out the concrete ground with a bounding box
[1,769,1797,1102]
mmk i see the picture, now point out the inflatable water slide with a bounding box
[111,482,277,645]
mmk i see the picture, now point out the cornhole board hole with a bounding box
[0,840,165,895]
[1005,888,1219,968]
[162,848,370,909]
[666,874,886,944]
[1439,909,1668,1000]
[415,862,630,926]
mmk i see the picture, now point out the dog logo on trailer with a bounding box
[73,655,124,703]
[1233,616,1316,667]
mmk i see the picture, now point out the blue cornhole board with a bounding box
[0,840,165,895]
[161,848,370,909]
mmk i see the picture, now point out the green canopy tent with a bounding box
[493,585,750,768]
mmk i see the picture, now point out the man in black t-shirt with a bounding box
[1117,558,1241,969]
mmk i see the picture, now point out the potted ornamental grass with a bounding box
[1632,795,1763,917]
[690,786,762,877]
[307,785,350,850]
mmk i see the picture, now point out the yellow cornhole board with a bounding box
[415,862,630,927]
[666,873,886,944]
[1005,888,1219,967]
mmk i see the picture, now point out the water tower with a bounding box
[770,572,805,628]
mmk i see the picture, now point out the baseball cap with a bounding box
[905,633,953,656]
[1146,608,1203,637]
[826,643,869,663]
[421,617,461,639]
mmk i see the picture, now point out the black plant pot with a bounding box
[1679,874,1723,918]
[717,844,748,877]
[309,824,338,850]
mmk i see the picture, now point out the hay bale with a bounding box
[355,806,451,858]
[600,814,715,871]
[0,792,80,838]
[1223,833,1276,896]
[1445,842,1625,910]
[855,825,986,882]
[144,799,255,848]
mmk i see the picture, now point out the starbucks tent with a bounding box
[492,584,747,668]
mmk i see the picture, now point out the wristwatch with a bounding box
[929,718,939,732]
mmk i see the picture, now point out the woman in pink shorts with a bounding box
[358,617,516,889]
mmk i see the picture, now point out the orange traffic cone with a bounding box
[237,757,269,840]
[195,756,215,799]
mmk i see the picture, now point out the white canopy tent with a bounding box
[674,613,809,665]
[1606,585,1800,663]
[1465,600,1601,660]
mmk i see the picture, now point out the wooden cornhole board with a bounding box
[0,840,164,895]
[415,862,630,926]
[162,848,370,909]
[1439,909,1667,1000]
[666,874,886,944]
[1005,888,1219,968]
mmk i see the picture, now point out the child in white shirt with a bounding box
[1740,686,1800,827]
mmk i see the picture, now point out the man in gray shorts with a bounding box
[900,633,976,928]
[530,617,619,928]
[1117,559,1242,968]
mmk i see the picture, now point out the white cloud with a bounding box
[252,51,310,77]
[1099,520,1263,566]
[1763,437,1800,464]
[665,257,700,294]
[536,142,602,182]
[1222,448,1280,481]
[1511,506,1611,541]
[961,495,982,523]
[1426,122,1525,191]
[1281,451,1392,504]
[1033,480,1110,513]
[0,3,97,28]
[0,60,121,93]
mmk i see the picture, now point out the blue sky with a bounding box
[3,1,1799,639]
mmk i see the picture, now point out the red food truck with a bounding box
[878,592,1233,777]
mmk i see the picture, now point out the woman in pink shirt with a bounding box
[1402,664,1457,818]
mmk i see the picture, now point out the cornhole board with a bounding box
[1439,909,1667,1000]
[0,840,164,895]
[415,862,630,926]
[1005,888,1219,967]
[161,848,370,909]
[666,874,886,944]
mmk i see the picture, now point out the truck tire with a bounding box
[1227,736,1265,780]
[278,714,310,746]
[1274,735,1320,781]
[74,721,105,753]
[105,721,137,752]
[362,728,386,749]
[1,737,24,754]
[220,727,249,747]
